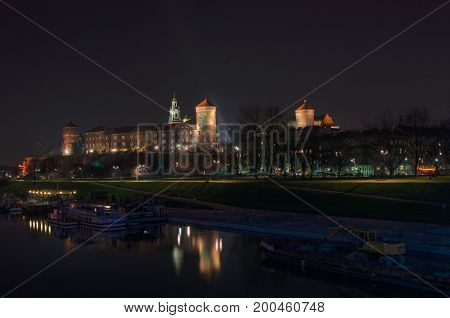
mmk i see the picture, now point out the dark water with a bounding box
[0,214,435,297]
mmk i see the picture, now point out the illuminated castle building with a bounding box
[195,98,217,144]
[61,95,218,155]
[168,93,182,124]
[294,100,339,129]
[62,122,82,156]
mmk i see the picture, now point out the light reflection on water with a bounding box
[28,219,51,235]
[174,226,222,279]
[0,215,437,297]
[25,217,225,281]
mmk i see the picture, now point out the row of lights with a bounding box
[28,190,76,195]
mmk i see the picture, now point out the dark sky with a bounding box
[1,0,449,165]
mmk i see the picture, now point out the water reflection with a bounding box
[28,219,52,235]
[24,217,223,280]
[2,215,440,297]
[173,226,222,279]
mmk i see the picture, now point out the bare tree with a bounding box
[327,131,356,178]
[300,127,323,178]
[425,124,449,176]
[403,108,431,176]
[238,105,284,176]
[375,112,408,176]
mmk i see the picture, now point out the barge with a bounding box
[261,227,450,294]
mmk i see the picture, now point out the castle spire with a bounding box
[169,92,181,124]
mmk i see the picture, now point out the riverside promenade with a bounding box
[93,181,450,256]
[166,206,450,257]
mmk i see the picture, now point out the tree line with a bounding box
[234,106,449,177]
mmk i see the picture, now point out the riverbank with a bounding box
[1,177,449,224]
[165,207,450,257]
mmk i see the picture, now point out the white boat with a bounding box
[48,209,78,228]
[125,200,166,226]
[78,211,126,230]
[69,204,126,231]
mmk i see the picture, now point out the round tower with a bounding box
[62,122,81,155]
[295,100,315,128]
[195,98,217,143]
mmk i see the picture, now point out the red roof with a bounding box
[196,98,215,108]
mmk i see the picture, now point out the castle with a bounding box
[62,95,218,156]
[294,100,339,129]
[61,96,338,156]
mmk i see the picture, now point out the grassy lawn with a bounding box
[275,177,450,203]
[1,178,449,225]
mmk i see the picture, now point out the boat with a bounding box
[78,211,126,231]
[260,227,450,295]
[1,194,23,215]
[69,204,126,231]
[48,209,78,228]
[8,205,22,216]
[125,200,166,226]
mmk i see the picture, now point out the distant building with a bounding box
[19,157,34,176]
[62,122,82,156]
[147,97,217,151]
[195,98,217,144]
[84,127,110,154]
[314,113,335,127]
[295,100,315,128]
[61,95,218,155]
[294,100,339,129]
[110,127,142,152]
[146,123,196,152]
[168,93,182,124]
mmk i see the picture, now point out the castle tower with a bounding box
[168,92,181,124]
[295,100,315,128]
[62,122,81,155]
[195,98,217,143]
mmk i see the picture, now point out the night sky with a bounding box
[1,0,449,165]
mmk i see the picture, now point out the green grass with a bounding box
[1,178,449,224]
[275,177,450,203]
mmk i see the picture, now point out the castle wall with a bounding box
[295,109,315,128]
[196,106,217,143]
[62,126,81,155]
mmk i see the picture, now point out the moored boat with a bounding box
[69,204,126,231]
[48,209,78,227]
[260,236,450,295]
[8,205,22,216]
[125,200,166,226]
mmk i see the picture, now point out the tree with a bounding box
[300,126,323,178]
[374,112,408,176]
[403,108,431,176]
[38,156,61,178]
[425,125,449,176]
[327,131,356,178]
[238,105,284,176]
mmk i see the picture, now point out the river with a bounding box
[0,214,437,297]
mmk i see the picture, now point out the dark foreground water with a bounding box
[0,214,438,297]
